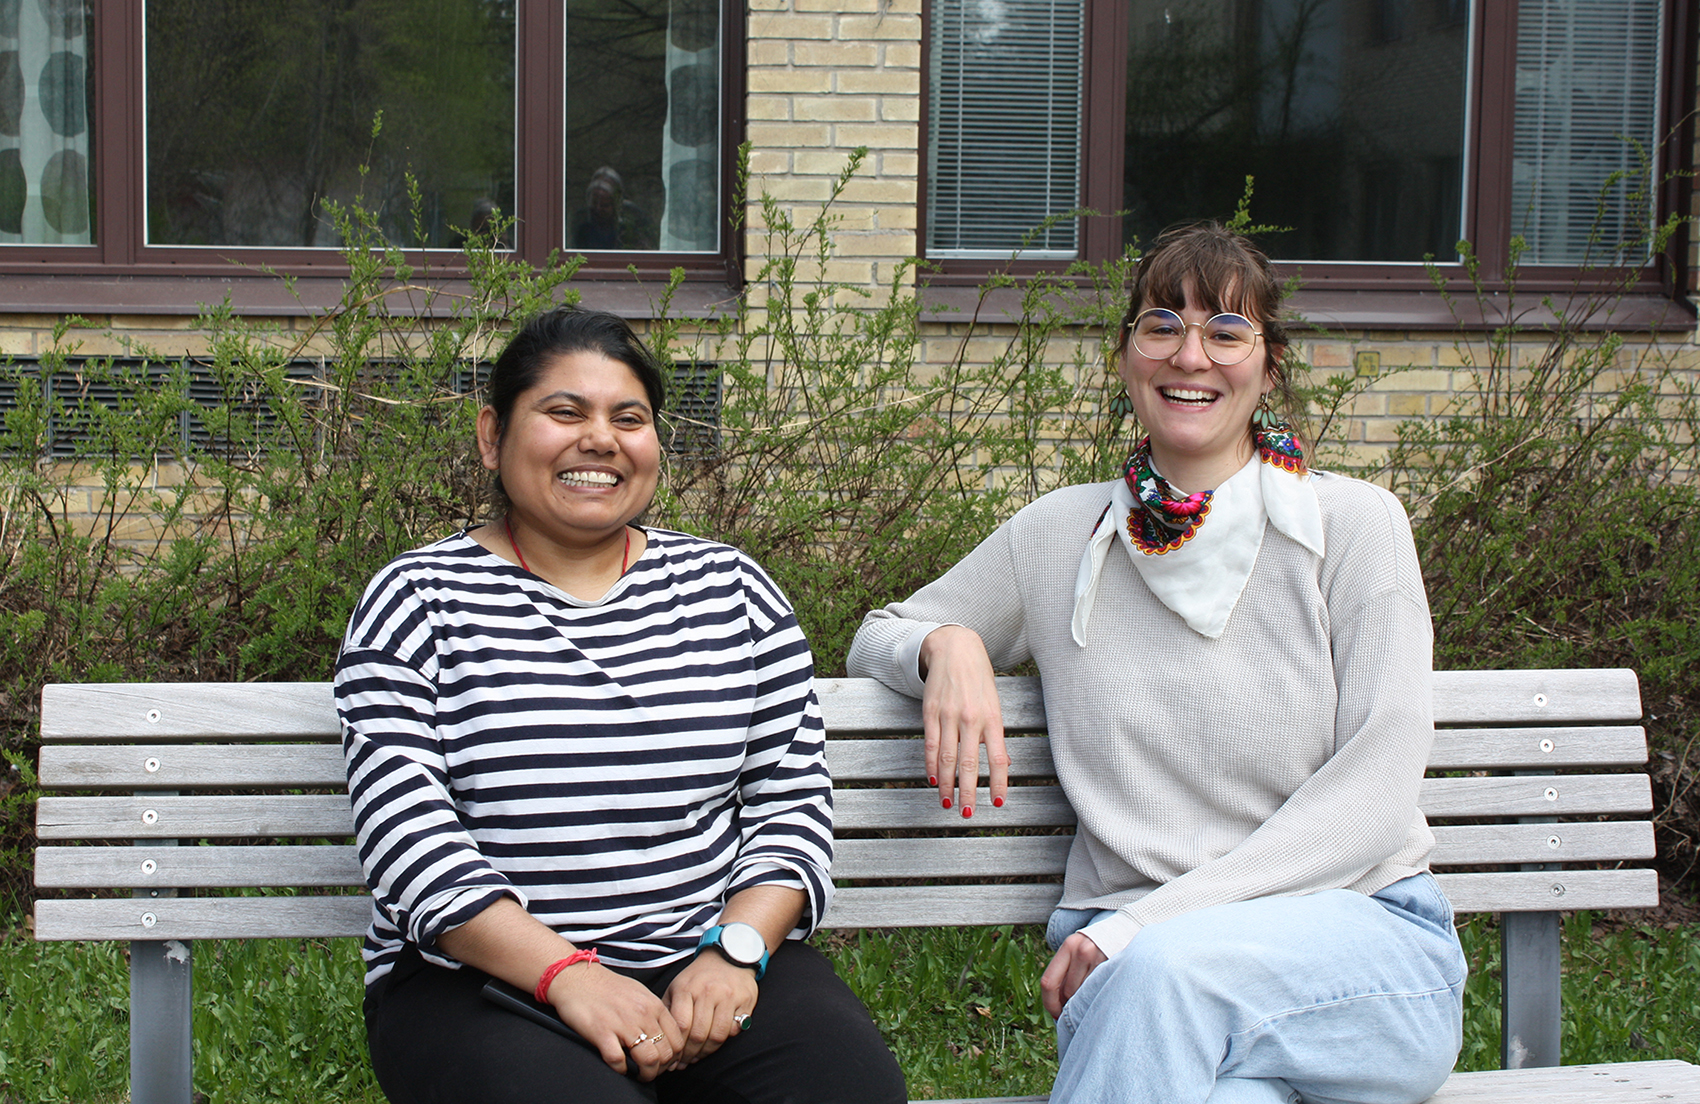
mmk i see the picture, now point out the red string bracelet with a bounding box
[534,947,599,1004]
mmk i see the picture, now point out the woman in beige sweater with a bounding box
[849,222,1466,1104]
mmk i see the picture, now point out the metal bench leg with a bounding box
[131,938,193,1104]
[1500,911,1560,1068]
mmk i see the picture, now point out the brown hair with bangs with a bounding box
[1117,221,1294,415]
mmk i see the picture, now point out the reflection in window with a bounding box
[566,0,720,253]
[1122,0,1468,262]
[144,0,515,249]
[0,0,93,244]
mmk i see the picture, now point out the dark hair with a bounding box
[1118,221,1295,415]
[484,307,666,505]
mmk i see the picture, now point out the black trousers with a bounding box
[364,941,907,1104]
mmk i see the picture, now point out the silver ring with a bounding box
[734,1013,750,1030]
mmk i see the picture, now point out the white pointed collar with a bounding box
[1071,452,1325,642]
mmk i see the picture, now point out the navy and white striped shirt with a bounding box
[336,527,833,984]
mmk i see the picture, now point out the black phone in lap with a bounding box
[480,977,594,1048]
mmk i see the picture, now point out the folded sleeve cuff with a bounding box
[1079,911,1142,960]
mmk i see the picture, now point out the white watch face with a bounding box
[719,922,766,966]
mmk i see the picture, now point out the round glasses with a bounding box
[1128,309,1263,366]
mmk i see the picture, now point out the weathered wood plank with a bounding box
[917,1062,1700,1104]
[39,671,1641,743]
[37,744,347,789]
[815,677,1047,734]
[1429,669,1640,726]
[826,737,1054,781]
[1433,869,1659,913]
[33,895,371,941]
[33,845,365,889]
[36,795,354,840]
[1428,821,1655,867]
[1425,1059,1700,1102]
[821,884,1062,929]
[1418,774,1651,818]
[1427,726,1647,770]
[36,730,1649,792]
[832,787,1074,831]
[832,836,1071,880]
[40,683,339,741]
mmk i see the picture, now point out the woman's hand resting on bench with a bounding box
[917,625,1011,816]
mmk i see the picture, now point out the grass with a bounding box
[1,915,1696,1102]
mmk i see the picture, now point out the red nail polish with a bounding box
[942,796,953,809]
[993,796,1004,808]
[962,806,974,818]
[928,775,938,786]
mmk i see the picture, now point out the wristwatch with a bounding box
[695,922,770,979]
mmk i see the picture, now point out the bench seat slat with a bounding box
[1433,868,1659,913]
[1427,1058,1700,1102]
[36,795,354,840]
[920,1061,1700,1104]
[33,845,365,889]
[33,895,371,942]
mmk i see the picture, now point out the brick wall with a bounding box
[745,0,921,290]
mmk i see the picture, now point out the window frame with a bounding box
[0,0,747,308]
[919,0,1698,314]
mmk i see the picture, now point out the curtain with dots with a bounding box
[0,0,89,244]
[658,0,717,252]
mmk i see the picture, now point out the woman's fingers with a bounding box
[662,953,759,1066]
[918,625,1003,815]
[552,965,679,1079]
[1039,933,1108,1020]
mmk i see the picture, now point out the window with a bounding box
[925,0,1694,297]
[0,0,742,287]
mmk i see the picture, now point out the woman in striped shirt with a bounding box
[336,308,903,1104]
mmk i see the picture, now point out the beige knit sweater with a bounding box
[846,471,1437,958]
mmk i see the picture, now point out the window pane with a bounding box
[566,0,720,253]
[0,0,94,244]
[927,0,1083,258]
[145,0,515,249]
[1512,0,1664,265]
[1123,0,1469,262]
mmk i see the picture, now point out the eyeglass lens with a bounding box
[1131,310,1259,365]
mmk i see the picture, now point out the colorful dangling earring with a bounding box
[1109,387,1135,419]
[1252,392,1284,431]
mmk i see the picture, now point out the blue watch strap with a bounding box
[695,923,770,979]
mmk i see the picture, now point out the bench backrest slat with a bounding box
[36,670,1644,741]
[35,844,366,889]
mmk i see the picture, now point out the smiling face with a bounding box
[1117,283,1281,493]
[477,350,661,554]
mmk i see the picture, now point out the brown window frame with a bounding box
[919,0,1698,324]
[0,0,746,315]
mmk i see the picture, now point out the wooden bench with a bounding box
[34,669,1700,1104]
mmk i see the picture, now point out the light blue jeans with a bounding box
[1045,874,1466,1104]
